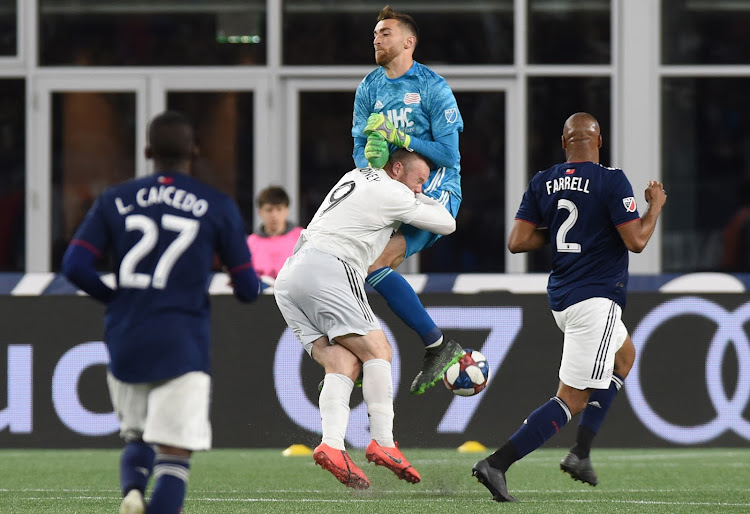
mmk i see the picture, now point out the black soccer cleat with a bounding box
[410,339,464,395]
[472,459,518,502]
[560,452,599,486]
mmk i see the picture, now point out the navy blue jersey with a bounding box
[515,162,640,311]
[68,172,254,383]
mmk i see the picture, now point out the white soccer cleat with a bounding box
[120,489,145,514]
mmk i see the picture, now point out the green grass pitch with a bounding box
[0,448,748,513]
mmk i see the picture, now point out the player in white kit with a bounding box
[274,149,455,489]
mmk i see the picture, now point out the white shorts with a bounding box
[274,247,380,355]
[107,371,212,451]
[552,297,628,390]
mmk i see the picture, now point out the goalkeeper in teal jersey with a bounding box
[352,5,465,395]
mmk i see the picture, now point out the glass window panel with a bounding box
[39,1,266,66]
[528,0,611,64]
[167,92,255,236]
[662,78,750,272]
[526,76,611,272]
[663,0,750,64]
[283,1,513,65]
[298,92,355,227]
[51,92,136,271]
[298,90,505,273]
[420,91,506,272]
[0,0,17,56]
[0,79,25,271]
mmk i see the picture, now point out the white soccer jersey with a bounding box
[297,167,454,277]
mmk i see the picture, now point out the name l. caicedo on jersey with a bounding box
[115,185,210,218]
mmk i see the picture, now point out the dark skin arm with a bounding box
[508,220,549,253]
[616,180,667,253]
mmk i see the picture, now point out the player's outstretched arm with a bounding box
[407,194,456,235]
[617,180,667,253]
[218,201,262,302]
[61,243,115,303]
[228,264,260,303]
[406,132,459,169]
[508,219,548,254]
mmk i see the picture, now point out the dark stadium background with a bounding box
[0,1,749,453]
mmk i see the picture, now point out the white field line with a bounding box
[510,450,749,463]
[1,487,744,495]
[11,496,750,508]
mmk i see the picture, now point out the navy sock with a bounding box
[148,454,190,514]
[485,441,519,473]
[120,441,155,495]
[508,397,572,461]
[366,267,442,346]
[573,373,624,459]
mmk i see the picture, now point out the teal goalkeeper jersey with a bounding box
[353,61,464,201]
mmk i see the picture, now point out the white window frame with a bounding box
[29,70,270,272]
[148,69,271,199]
[29,74,148,271]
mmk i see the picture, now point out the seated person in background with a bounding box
[247,186,304,284]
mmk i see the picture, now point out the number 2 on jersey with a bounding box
[120,214,199,289]
[556,199,581,253]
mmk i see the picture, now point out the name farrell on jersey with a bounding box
[545,175,591,195]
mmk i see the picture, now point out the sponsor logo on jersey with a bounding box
[565,168,575,175]
[387,108,414,129]
[374,100,384,110]
[444,108,458,124]
[403,93,421,105]
[623,196,637,212]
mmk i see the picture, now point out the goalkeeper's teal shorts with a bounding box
[402,189,461,259]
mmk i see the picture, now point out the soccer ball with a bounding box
[443,349,489,396]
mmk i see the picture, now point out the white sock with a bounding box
[362,359,395,447]
[319,373,353,450]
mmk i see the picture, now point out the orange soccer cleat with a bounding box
[365,440,421,484]
[313,443,370,490]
